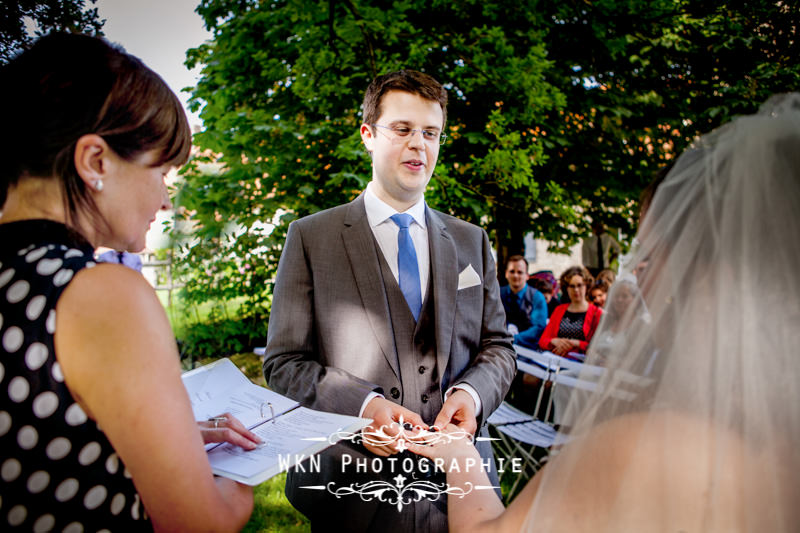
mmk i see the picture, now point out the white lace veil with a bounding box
[523,94,800,532]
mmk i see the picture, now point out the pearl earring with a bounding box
[93,179,104,192]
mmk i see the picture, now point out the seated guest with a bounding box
[529,270,559,316]
[587,279,609,308]
[500,255,548,349]
[529,277,556,318]
[591,277,651,365]
[538,265,602,357]
[596,268,616,287]
[0,34,257,531]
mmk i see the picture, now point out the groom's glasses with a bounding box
[371,124,447,145]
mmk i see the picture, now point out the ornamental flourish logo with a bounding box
[292,418,507,511]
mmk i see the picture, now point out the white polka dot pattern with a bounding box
[32,391,59,418]
[54,478,79,502]
[83,485,107,510]
[32,513,55,532]
[0,411,10,436]
[17,425,38,449]
[62,521,84,533]
[45,309,56,334]
[105,453,119,474]
[2,224,148,528]
[110,493,125,515]
[8,375,30,402]
[36,257,63,276]
[6,279,30,303]
[53,269,74,287]
[0,268,14,288]
[65,403,87,426]
[2,458,22,482]
[27,470,50,494]
[25,342,49,371]
[46,437,71,460]
[78,442,101,466]
[3,326,24,352]
[7,504,27,526]
[131,494,141,520]
[51,361,64,382]
[25,247,48,263]
[26,295,46,320]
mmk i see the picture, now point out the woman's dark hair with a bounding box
[529,278,553,294]
[0,33,191,224]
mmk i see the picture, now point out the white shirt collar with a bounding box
[364,182,427,229]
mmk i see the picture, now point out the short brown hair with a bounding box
[560,265,594,292]
[1,33,191,224]
[505,254,528,270]
[362,70,448,127]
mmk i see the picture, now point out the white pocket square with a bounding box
[457,264,481,290]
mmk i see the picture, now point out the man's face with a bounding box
[360,90,443,209]
[505,260,528,293]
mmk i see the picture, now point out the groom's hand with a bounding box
[362,397,426,457]
[433,389,477,437]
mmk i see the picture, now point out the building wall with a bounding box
[523,233,583,279]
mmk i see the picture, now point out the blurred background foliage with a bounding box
[3,1,796,354]
[172,0,798,336]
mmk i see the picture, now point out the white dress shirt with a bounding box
[359,182,482,420]
[364,182,429,298]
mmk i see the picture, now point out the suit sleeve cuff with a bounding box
[359,392,384,418]
[445,384,482,418]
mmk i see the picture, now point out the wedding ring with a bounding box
[209,416,227,428]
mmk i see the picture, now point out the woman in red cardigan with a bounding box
[539,265,603,357]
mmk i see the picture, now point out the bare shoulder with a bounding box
[55,263,179,396]
[57,263,169,328]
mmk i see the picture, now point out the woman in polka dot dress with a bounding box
[0,34,257,531]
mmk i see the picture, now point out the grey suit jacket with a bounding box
[263,194,516,530]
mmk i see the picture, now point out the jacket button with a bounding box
[390,387,400,399]
[421,394,429,403]
[418,366,426,374]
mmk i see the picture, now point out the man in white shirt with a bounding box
[263,70,515,533]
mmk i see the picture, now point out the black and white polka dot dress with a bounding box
[557,310,586,341]
[1,219,150,532]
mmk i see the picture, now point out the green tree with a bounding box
[0,0,104,63]
[537,0,798,241]
[175,0,565,314]
[175,0,797,318]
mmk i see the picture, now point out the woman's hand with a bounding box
[550,338,575,356]
[198,413,262,450]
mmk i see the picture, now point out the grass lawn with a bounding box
[244,473,310,533]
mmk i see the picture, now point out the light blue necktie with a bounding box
[390,213,422,321]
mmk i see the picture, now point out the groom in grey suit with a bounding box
[263,70,516,532]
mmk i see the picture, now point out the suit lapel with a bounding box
[427,208,457,377]
[342,195,400,379]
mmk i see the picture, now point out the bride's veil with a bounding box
[522,94,800,531]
